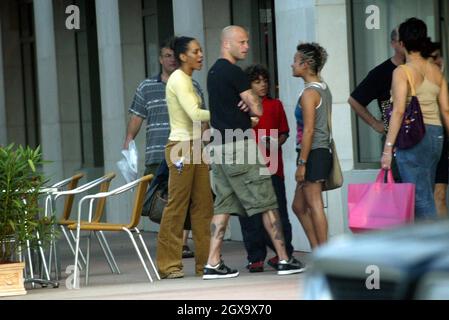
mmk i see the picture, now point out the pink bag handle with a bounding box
[375,169,395,184]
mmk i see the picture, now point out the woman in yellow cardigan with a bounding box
[156,36,213,279]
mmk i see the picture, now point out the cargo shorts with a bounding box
[210,139,278,217]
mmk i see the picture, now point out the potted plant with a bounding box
[0,144,55,297]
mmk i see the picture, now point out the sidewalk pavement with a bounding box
[3,231,310,300]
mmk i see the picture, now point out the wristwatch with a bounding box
[298,159,307,166]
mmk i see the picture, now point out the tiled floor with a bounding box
[3,231,310,300]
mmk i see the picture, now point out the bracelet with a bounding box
[382,152,392,156]
[386,142,394,147]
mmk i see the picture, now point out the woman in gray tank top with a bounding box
[291,42,333,249]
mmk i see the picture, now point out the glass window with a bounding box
[142,0,174,78]
[74,0,104,167]
[231,0,279,98]
[18,0,40,148]
[350,0,438,166]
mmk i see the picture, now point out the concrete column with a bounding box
[172,0,208,101]
[315,0,353,236]
[203,0,230,72]
[33,0,64,183]
[275,0,353,248]
[316,0,354,171]
[0,15,7,146]
[52,0,83,178]
[95,0,129,223]
[274,0,316,252]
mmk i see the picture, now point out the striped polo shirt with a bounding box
[129,74,205,165]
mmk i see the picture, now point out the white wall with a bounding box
[95,0,129,223]
[275,0,316,252]
[203,0,230,73]
[275,0,354,252]
[316,0,354,238]
[118,0,155,231]
[172,0,208,101]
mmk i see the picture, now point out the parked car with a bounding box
[303,220,449,300]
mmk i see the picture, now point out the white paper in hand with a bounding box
[117,140,138,183]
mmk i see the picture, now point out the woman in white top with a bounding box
[156,37,213,279]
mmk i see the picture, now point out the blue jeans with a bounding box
[395,124,443,220]
[238,175,294,262]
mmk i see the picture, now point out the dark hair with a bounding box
[244,64,270,84]
[429,41,441,54]
[296,42,328,75]
[170,36,196,64]
[398,17,432,58]
[390,28,399,42]
[159,37,174,56]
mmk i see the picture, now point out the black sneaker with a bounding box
[267,256,279,270]
[289,257,304,268]
[277,258,306,275]
[268,256,302,271]
[203,261,239,280]
[246,261,264,273]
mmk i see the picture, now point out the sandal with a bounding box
[182,245,195,258]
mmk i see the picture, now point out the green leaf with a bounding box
[28,160,36,172]
[8,220,16,232]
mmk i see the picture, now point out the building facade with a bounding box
[1,0,448,252]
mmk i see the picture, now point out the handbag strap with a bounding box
[324,86,333,144]
[399,65,416,96]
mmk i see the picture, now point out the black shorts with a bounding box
[297,148,332,183]
[435,133,448,184]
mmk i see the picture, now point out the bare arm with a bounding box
[348,96,385,134]
[123,115,144,149]
[438,78,449,137]
[240,89,263,117]
[298,89,320,163]
[201,121,212,145]
[296,89,320,182]
[381,68,408,169]
[278,134,288,146]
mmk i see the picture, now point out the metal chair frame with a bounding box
[69,174,159,288]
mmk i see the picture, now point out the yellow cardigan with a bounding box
[166,69,210,141]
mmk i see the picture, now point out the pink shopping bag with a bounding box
[348,169,415,233]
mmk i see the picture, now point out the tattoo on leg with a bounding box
[210,223,216,237]
[214,222,226,240]
[272,217,285,246]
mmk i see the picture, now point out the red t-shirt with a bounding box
[253,96,290,179]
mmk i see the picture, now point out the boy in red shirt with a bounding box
[240,64,301,272]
